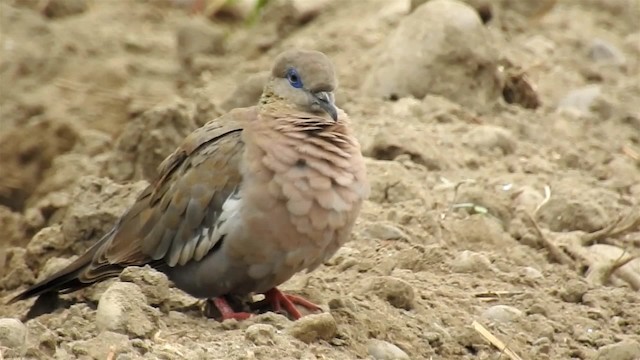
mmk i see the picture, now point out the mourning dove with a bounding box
[10,49,369,321]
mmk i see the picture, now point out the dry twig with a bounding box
[472,320,523,360]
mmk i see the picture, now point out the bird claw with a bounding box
[264,288,322,320]
[206,297,254,321]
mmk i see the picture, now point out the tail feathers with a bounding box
[8,250,94,304]
[8,237,105,304]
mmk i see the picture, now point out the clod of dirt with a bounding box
[481,305,523,323]
[220,71,270,112]
[41,0,87,18]
[463,125,517,155]
[451,215,512,248]
[25,225,66,270]
[362,0,501,110]
[119,266,195,312]
[559,279,589,304]
[176,18,226,68]
[367,339,410,360]
[364,222,409,241]
[595,339,640,360]
[366,276,415,310]
[0,119,78,211]
[60,176,149,255]
[0,318,27,357]
[364,159,427,203]
[245,323,277,346]
[450,250,493,273]
[536,197,608,232]
[36,256,74,282]
[0,248,34,291]
[287,312,337,343]
[96,281,160,338]
[106,101,200,182]
[0,205,27,247]
[67,331,132,360]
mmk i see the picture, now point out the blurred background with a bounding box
[1,0,639,359]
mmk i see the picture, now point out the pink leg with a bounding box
[264,288,322,320]
[211,297,253,321]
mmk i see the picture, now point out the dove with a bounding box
[10,49,369,321]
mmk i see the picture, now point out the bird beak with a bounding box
[313,91,338,121]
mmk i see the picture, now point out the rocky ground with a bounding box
[1,0,640,359]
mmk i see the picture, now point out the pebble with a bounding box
[558,85,602,113]
[287,313,337,343]
[0,318,27,356]
[96,282,160,338]
[245,324,277,346]
[520,266,544,280]
[595,339,640,360]
[463,125,517,155]
[450,250,492,273]
[588,38,626,65]
[559,279,588,304]
[367,339,410,360]
[481,305,523,323]
[367,276,415,310]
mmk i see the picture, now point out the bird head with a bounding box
[265,49,339,121]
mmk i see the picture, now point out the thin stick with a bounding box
[472,320,523,360]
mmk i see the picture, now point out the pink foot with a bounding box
[211,297,253,321]
[264,288,322,320]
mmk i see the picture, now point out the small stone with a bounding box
[481,305,523,323]
[520,266,544,280]
[365,222,408,241]
[96,282,160,338]
[245,324,277,346]
[0,318,27,356]
[367,339,410,360]
[287,313,337,343]
[450,250,492,273]
[367,276,415,310]
[463,125,516,155]
[588,39,625,65]
[558,85,602,113]
[559,279,588,303]
[595,339,640,360]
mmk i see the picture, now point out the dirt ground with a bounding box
[1,0,640,359]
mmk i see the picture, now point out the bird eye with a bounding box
[287,68,303,89]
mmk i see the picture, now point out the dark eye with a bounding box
[287,68,303,89]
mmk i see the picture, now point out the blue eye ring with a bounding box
[287,68,303,88]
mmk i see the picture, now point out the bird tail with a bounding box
[7,229,113,304]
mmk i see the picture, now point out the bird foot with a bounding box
[208,297,254,321]
[264,288,322,320]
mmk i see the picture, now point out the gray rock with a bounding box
[450,250,492,273]
[367,339,410,360]
[363,0,500,110]
[481,305,523,323]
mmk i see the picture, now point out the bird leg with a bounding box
[208,297,254,321]
[263,288,322,320]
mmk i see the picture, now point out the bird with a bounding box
[9,49,369,321]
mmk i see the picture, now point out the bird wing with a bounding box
[88,108,256,276]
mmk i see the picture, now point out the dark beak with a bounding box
[313,91,338,121]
